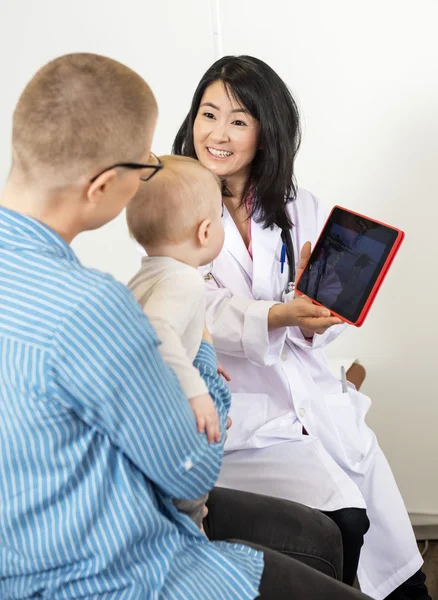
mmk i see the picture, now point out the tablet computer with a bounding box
[295,206,404,326]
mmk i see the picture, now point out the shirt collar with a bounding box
[0,206,80,263]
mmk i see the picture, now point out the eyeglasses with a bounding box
[90,152,163,183]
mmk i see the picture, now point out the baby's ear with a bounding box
[197,218,212,248]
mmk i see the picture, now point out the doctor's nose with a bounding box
[208,121,231,144]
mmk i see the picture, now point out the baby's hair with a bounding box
[126,155,221,247]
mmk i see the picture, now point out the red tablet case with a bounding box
[295,205,404,327]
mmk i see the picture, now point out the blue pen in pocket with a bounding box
[280,242,286,274]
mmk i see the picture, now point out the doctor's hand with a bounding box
[268,240,343,335]
[296,241,312,285]
[295,241,319,338]
[269,295,342,335]
[293,295,343,335]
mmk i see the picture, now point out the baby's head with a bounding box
[127,155,224,267]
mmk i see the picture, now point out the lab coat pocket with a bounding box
[225,393,268,452]
[321,388,374,470]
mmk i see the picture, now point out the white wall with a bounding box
[1,0,437,519]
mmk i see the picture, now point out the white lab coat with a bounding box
[202,189,422,599]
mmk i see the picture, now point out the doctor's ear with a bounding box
[197,219,212,248]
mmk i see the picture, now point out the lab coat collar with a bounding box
[222,205,254,280]
[251,218,283,300]
[222,200,294,299]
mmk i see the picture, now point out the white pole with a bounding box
[209,0,223,59]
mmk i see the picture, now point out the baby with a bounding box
[126,155,225,529]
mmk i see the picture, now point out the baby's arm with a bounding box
[144,272,221,443]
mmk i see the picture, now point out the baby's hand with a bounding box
[217,364,231,381]
[189,393,221,444]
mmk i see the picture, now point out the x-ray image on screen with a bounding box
[297,209,398,322]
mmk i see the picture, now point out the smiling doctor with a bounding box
[172,55,429,600]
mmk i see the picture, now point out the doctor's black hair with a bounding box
[172,55,301,230]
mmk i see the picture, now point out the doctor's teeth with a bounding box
[208,148,233,158]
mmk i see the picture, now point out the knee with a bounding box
[279,507,343,579]
[328,508,370,542]
[314,510,344,555]
[268,500,344,562]
[310,511,344,580]
[252,499,344,581]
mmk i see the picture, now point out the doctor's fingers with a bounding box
[291,295,331,317]
[298,241,312,266]
[296,241,312,281]
[302,316,343,333]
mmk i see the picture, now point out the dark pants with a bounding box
[386,570,431,600]
[205,488,372,599]
[323,508,370,585]
[322,508,431,598]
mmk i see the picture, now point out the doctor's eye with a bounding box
[203,112,216,119]
[232,119,247,127]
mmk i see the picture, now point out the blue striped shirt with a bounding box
[0,207,263,599]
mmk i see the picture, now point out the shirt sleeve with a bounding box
[286,322,347,350]
[204,281,286,367]
[142,272,208,399]
[48,277,230,501]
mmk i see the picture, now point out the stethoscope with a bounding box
[280,228,296,302]
[204,227,296,303]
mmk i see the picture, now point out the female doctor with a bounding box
[173,55,429,600]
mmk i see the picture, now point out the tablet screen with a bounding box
[296,207,399,323]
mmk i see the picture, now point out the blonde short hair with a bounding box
[12,53,157,184]
[126,155,221,247]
